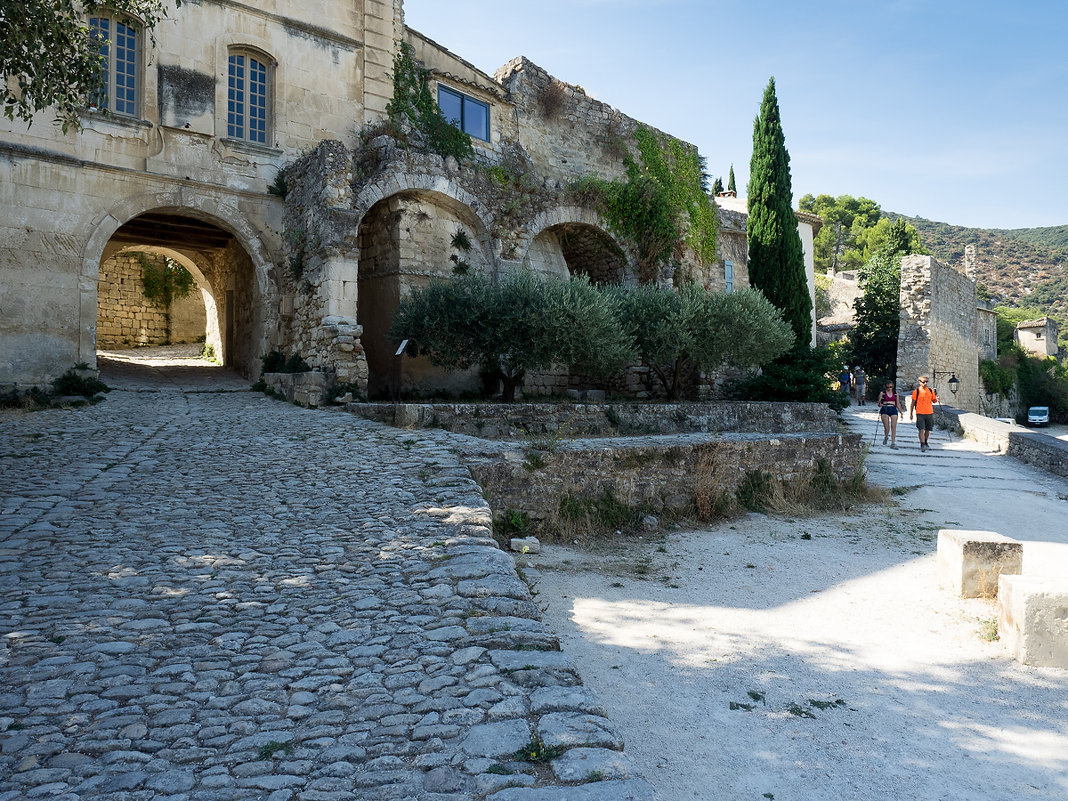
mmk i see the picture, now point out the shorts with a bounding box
[880,405,898,416]
[915,413,934,431]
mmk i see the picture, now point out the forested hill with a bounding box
[886,213,1068,319]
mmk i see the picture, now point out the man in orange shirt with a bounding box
[909,375,939,451]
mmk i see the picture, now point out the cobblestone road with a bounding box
[1,355,651,801]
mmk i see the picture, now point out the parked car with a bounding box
[1026,406,1050,427]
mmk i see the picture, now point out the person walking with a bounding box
[878,380,904,448]
[910,375,939,451]
[838,365,853,404]
[853,366,867,406]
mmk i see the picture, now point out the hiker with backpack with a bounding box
[910,375,939,452]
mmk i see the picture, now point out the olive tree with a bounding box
[612,283,794,399]
[389,272,632,401]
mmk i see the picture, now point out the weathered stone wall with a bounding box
[96,253,170,347]
[898,255,981,412]
[713,207,750,294]
[977,304,997,361]
[1015,318,1058,358]
[463,431,864,531]
[96,252,206,347]
[936,407,1068,479]
[261,371,330,408]
[347,400,839,438]
[0,0,396,387]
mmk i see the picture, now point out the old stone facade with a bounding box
[897,255,983,413]
[1,0,396,387]
[1,1,806,400]
[1014,317,1059,359]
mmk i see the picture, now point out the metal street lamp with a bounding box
[932,370,960,397]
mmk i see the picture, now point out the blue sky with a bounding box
[403,0,1067,230]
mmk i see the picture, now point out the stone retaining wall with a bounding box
[460,431,863,533]
[262,372,329,408]
[347,400,839,438]
[935,406,1068,478]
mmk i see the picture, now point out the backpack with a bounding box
[911,386,935,412]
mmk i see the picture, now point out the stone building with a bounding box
[897,255,984,413]
[1,1,802,399]
[1014,317,1059,359]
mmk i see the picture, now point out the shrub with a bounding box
[259,351,310,374]
[390,272,632,402]
[52,369,109,398]
[612,284,793,399]
[731,343,848,411]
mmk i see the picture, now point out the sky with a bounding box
[403,0,1067,231]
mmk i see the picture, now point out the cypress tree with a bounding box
[727,165,736,194]
[711,176,724,195]
[746,77,811,345]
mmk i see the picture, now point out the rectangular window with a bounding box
[89,17,139,116]
[228,53,269,144]
[724,260,734,292]
[437,85,490,142]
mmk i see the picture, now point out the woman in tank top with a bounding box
[878,381,904,448]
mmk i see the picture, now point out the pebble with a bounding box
[0,370,652,800]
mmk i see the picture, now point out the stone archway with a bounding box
[520,206,632,286]
[355,186,494,399]
[82,197,277,378]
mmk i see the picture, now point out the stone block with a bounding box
[998,575,1068,668]
[937,529,1022,598]
[510,536,540,554]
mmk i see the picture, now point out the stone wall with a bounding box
[462,431,864,532]
[897,255,981,412]
[977,304,997,362]
[96,252,206,347]
[261,371,330,408]
[347,400,839,438]
[935,407,1068,479]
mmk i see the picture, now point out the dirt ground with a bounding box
[528,411,1068,801]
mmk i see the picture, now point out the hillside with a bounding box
[886,214,1068,321]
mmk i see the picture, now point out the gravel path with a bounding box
[530,405,1068,801]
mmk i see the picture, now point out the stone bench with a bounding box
[937,529,1022,598]
[998,575,1068,668]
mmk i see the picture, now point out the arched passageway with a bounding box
[356,190,491,399]
[524,222,628,285]
[95,211,264,378]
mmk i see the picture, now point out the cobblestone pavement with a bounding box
[1,354,652,801]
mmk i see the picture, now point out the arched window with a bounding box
[227,50,272,144]
[89,15,142,116]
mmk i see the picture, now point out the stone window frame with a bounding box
[88,14,143,118]
[226,47,274,145]
[437,85,490,142]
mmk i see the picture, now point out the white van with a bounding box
[1027,406,1050,427]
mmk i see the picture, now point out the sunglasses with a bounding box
[919,380,927,384]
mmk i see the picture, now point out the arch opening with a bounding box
[357,190,491,399]
[524,222,628,285]
[95,211,261,378]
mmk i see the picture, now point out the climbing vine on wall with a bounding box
[139,253,195,307]
[386,42,474,162]
[569,126,717,284]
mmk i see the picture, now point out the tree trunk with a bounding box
[500,370,525,402]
